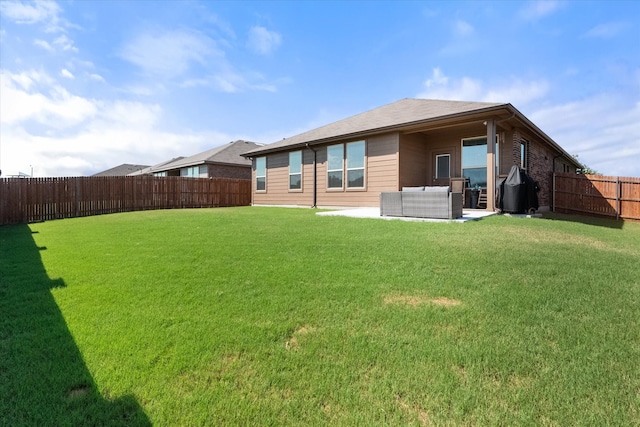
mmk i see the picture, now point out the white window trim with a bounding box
[327,144,344,190]
[289,151,303,192]
[255,157,266,192]
[345,140,366,190]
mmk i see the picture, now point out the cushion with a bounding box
[423,186,450,193]
[402,186,425,192]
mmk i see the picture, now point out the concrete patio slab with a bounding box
[316,207,497,222]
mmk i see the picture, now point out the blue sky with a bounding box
[1,0,639,177]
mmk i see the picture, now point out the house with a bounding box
[92,163,149,177]
[148,140,261,179]
[127,157,184,176]
[241,98,581,211]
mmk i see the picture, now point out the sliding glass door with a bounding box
[462,136,498,188]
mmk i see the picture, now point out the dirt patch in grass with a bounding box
[501,227,639,257]
[396,394,430,425]
[67,385,90,399]
[285,325,316,351]
[384,294,461,307]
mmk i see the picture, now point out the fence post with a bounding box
[616,176,620,221]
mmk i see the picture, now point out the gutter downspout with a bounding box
[306,143,317,208]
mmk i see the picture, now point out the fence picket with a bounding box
[553,173,640,221]
[0,176,251,225]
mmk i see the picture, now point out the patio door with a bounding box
[432,151,452,187]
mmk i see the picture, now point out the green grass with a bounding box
[1,207,639,426]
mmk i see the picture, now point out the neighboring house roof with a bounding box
[128,157,184,176]
[242,98,581,168]
[92,164,149,177]
[151,140,261,173]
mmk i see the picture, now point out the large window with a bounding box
[327,141,366,190]
[255,157,266,191]
[435,154,450,179]
[462,136,498,188]
[181,166,204,178]
[327,144,344,189]
[289,151,302,190]
[346,140,365,188]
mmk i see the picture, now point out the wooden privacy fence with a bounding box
[0,176,251,225]
[553,173,640,221]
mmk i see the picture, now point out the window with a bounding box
[327,144,344,189]
[346,141,365,188]
[327,141,366,190]
[462,136,498,188]
[181,166,204,178]
[520,140,528,170]
[289,151,302,190]
[153,171,167,177]
[435,154,450,179]
[255,157,266,191]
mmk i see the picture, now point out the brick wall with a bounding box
[208,164,251,180]
[510,130,554,210]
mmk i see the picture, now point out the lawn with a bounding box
[1,207,639,426]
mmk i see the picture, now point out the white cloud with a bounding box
[583,22,629,39]
[518,0,561,21]
[60,68,74,79]
[0,68,237,177]
[454,20,474,37]
[34,39,54,51]
[89,73,105,83]
[182,68,278,93]
[247,26,282,55]
[528,96,640,176]
[120,29,218,78]
[417,68,640,176]
[0,0,61,25]
[1,69,96,127]
[418,68,549,106]
[53,34,77,52]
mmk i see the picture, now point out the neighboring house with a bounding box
[241,98,581,212]
[92,164,149,176]
[127,157,185,176]
[149,140,261,179]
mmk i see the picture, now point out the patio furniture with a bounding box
[380,186,463,219]
[477,188,488,209]
[450,177,467,207]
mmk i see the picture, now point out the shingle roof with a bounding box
[92,164,150,176]
[152,140,261,172]
[128,157,185,176]
[243,98,506,156]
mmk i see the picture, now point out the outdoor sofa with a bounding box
[380,186,463,219]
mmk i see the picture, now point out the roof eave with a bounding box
[242,104,512,157]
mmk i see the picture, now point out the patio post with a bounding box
[486,119,496,211]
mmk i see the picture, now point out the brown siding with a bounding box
[316,133,398,207]
[398,133,428,188]
[252,150,314,206]
[253,133,398,207]
[421,124,485,185]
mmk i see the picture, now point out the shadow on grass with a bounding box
[541,211,625,229]
[0,225,151,426]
